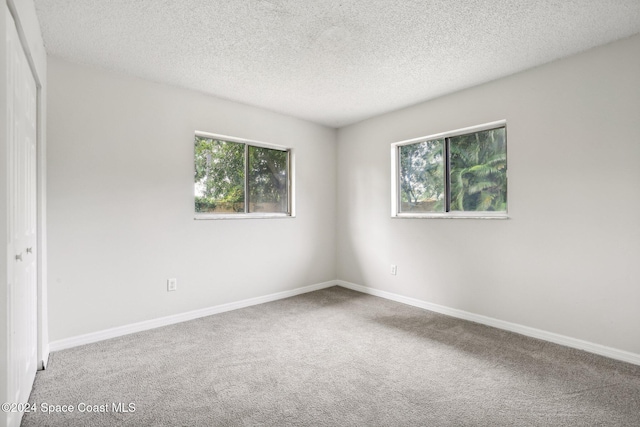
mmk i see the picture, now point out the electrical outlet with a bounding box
[390,265,397,275]
[167,278,177,292]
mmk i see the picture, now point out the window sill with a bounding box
[392,212,508,219]
[194,213,294,220]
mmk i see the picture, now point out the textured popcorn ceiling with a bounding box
[35,0,640,127]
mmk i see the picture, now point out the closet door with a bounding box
[6,5,38,424]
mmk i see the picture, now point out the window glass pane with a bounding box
[449,128,506,212]
[194,137,245,213]
[399,139,445,212]
[248,146,288,213]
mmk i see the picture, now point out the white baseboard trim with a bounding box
[49,280,337,352]
[48,279,640,366]
[336,280,640,366]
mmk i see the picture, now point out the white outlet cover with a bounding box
[390,265,397,275]
[167,278,177,291]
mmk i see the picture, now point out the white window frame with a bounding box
[391,120,508,219]
[194,131,295,220]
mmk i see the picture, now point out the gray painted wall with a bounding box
[46,57,337,341]
[336,34,640,355]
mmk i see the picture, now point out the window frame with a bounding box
[194,131,295,220]
[391,120,508,219]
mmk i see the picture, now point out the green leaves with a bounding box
[248,146,288,213]
[194,137,245,213]
[399,138,445,212]
[397,126,506,214]
[194,136,290,214]
[449,128,506,212]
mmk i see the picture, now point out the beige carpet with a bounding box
[23,286,640,426]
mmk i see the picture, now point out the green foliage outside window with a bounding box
[194,137,245,213]
[399,139,444,212]
[449,128,506,211]
[248,146,288,213]
[398,127,506,213]
[194,136,289,214]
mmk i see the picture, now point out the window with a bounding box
[391,121,507,218]
[194,132,293,218]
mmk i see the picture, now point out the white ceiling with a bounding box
[35,0,640,128]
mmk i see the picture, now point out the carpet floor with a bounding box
[22,286,640,426]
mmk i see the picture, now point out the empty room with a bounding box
[2,0,640,426]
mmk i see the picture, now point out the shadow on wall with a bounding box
[337,232,366,284]
[339,152,389,286]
